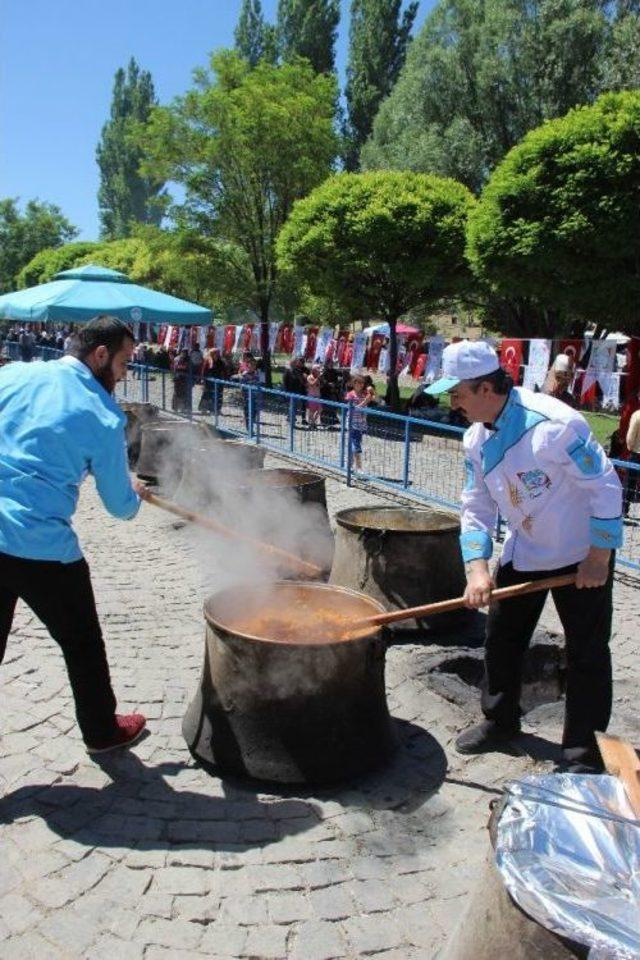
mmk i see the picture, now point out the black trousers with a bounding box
[0,552,118,743]
[482,560,614,762]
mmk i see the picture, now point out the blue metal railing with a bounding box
[1,341,637,570]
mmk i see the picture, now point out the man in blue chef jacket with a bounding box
[0,315,152,754]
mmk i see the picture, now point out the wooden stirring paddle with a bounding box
[146,491,322,579]
[596,732,640,818]
[342,572,577,639]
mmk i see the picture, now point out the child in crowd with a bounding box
[345,374,371,472]
[306,364,323,429]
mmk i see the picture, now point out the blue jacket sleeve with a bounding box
[89,423,140,520]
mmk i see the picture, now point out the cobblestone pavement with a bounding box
[1,445,639,960]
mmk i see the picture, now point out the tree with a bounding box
[138,51,338,384]
[234,0,277,66]
[343,0,418,170]
[96,58,166,239]
[17,241,100,288]
[277,0,340,73]
[466,91,640,336]
[277,170,475,406]
[362,0,619,192]
[0,198,78,293]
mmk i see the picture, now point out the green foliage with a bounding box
[344,0,418,170]
[466,91,640,333]
[96,58,167,239]
[362,0,634,192]
[138,51,337,378]
[278,170,474,317]
[0,198,78,293]
[17,242,100,288]
[277,0,340,73]
[234,0,278,66]
[277,170,474,402]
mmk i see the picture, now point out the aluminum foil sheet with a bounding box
[495,774,640,959]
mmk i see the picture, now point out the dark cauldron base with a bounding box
[182,582,397,785]
[182,643,398,786]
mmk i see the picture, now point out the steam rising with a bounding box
[153,422,335,600]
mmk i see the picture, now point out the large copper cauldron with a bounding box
[119,401,158,468]
[136,420,210,483]
[174,441,267,506]
[330,506,468,635]
[182,582,396,784]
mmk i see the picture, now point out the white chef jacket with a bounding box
[460,387,623,571]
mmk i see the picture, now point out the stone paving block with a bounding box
[268,891,313,924]
[289,920,348,960]
[308,884,355,921]
[242,923,289,959]
[135,917,203,951]
[167,846,216,868]
[91,863,152,900]
[138,893,174,920]
[90,936,145,960]
[351,878,398,913]
[350,855,392,881]
[240,818,279,843]
[124,846,168,869]
[248,864,303,892]
[299,860,350,889]
[172,893,220,923]
[218,893,269,926]
[199,921,249,957]
[0,893,42,936]
[153,865,212,896]
[1,930,66,959]
[343,914,405,954]
[37,909,100,955]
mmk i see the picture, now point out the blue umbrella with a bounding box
[0,264,212,325]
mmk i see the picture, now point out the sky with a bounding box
[0,0,433,242]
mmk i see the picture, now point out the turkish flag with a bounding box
[368,333,384,370]
[241,325,254,351]
[408,337,423,376]
[336,333,349,366]
[413,353,427,379]
[223,325,235,353]
[619,336,640,443]
[560,339,583,366]
[500,339,523,384]
[305,327,318,361]
[281,325,294,354]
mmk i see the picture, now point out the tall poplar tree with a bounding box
[96,58,166,239]
[277,0,340,73]
[234,0,277,66]
[343,0,418,170]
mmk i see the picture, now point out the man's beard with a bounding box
[94,359,116,394]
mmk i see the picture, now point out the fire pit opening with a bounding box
[182,581,397,784]
[428,643,566,713]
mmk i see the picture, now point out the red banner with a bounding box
[304,327,318,361]
[223,326,235,354]
[281,325,294,354]
[619,336,640,444]
[500,339,523,384]
[336,332,349,367]
[367,333,384,370]
[413,353,427,379]
[240,324,254,351]
[559,339,583,365]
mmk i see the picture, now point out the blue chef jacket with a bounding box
[0,356,140,562]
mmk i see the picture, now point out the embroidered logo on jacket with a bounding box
[516,469,551,499]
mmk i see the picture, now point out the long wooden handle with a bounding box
[352,573,577,631]
[596,732,640,818]
[146,492,322,578]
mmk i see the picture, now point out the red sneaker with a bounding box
[86,714,147,754]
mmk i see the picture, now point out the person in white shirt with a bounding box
[426,340,623,772]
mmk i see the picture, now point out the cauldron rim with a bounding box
[236,467,324,488]
[203,580,386,648]
[335,505,459,535]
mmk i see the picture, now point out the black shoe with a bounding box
[557,746,604,775]
[455,719,521,755]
